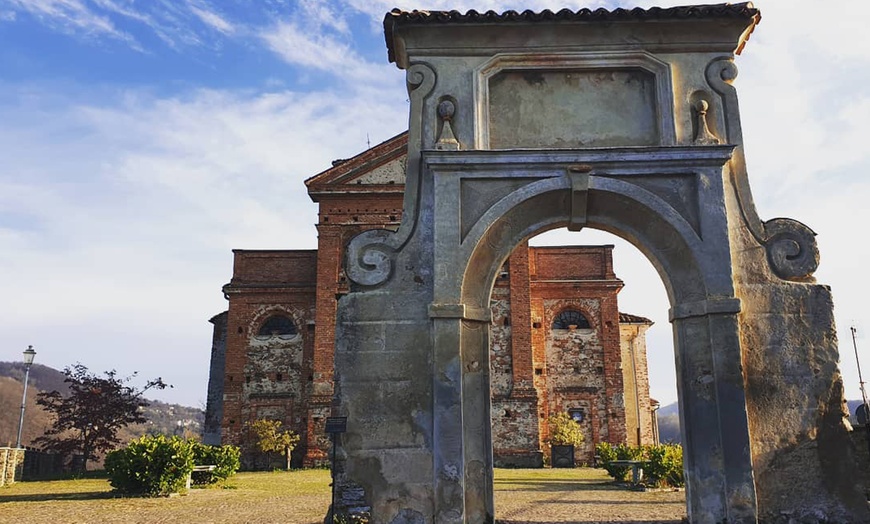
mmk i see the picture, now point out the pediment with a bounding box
[305,131,408,200]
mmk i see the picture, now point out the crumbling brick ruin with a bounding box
[204,132,658,468]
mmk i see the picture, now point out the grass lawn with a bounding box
[1,468,684,524]
[1,469,331,524]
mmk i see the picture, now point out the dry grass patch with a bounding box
[1,468,684,524]
[1,470,331,524]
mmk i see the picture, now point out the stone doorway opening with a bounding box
[451,159,747,523]
[485,226,675,472]
[484,226,684,522]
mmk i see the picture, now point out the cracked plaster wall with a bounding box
[543,298,608,463]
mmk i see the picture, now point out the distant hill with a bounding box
[0,362,70,398]
[657,401,680,418]
[0,361,204,449]
[656,402,681,444]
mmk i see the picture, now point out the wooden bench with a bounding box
[185,465,216,490]
[608,459,645,484]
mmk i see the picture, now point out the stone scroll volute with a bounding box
[346,62,436,287]
[705,56,820,281]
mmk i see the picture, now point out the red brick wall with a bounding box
[530,246,627,464]
[531,245,616,281]
[231,250,317,285]
[217,171,647,468]
[220,251,317,468]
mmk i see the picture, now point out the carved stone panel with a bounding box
[488,69,659,148]
[474,53,676,149]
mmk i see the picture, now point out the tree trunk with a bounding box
[80,438,90,473]
[285,447,291,471]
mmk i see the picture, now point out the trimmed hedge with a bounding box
[105,435,241,496]
[105,435,194,496]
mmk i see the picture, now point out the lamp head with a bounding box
[23,345,36,366]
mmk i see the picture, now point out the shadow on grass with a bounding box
[0,491,121,503]
[494,479,633,492]
[497,521,682,524]
[535,499,682,506]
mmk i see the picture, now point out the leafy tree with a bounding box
[245,419,300,470]
[34,363,168,471]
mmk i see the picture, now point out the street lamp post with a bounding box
[15,345,36,449]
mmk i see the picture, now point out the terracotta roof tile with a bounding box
[384,3,760,62]
[619,312,654,325]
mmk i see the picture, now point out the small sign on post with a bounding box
[326,417,347,524]
[326,417,347,435]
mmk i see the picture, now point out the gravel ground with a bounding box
[494,469,685,524]
[1,468,685,524]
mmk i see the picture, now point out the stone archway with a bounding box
[447,148,751,523]
[332,5,869,524]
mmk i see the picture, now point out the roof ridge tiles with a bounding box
[386,2,757,22]
[384,3,760,62]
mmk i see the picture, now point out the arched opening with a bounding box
[551,309,592,331]
[255,315,299,339]
[477,223,684,520]
[532,228,677,449]
[454,167,752,524]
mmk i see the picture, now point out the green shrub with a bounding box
[643,444,684,487]
[105,434,195,496]
[595,442,643,482]
[596,442,684,487]
[547,412,584,447]
[191,442,241,485]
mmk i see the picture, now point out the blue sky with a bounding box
[1,0,869,415]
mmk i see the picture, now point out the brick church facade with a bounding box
[204,132,658,468]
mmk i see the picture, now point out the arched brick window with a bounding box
[256,315,298,339]
[552,309,591,330]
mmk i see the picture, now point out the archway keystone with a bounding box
[333,5,868,524]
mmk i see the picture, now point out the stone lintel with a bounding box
[669,297,742,321]
[424,146,735,176]
[429,303,492,323]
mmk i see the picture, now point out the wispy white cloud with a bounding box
[3,0,398,86]
[2,0,238,51]
[299,0,350,34]
[0,80,407,404]
[6,0,138,45]
[260,20,396,84]
[187,1,234,35]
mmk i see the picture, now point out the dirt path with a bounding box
[493,469,685,524]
